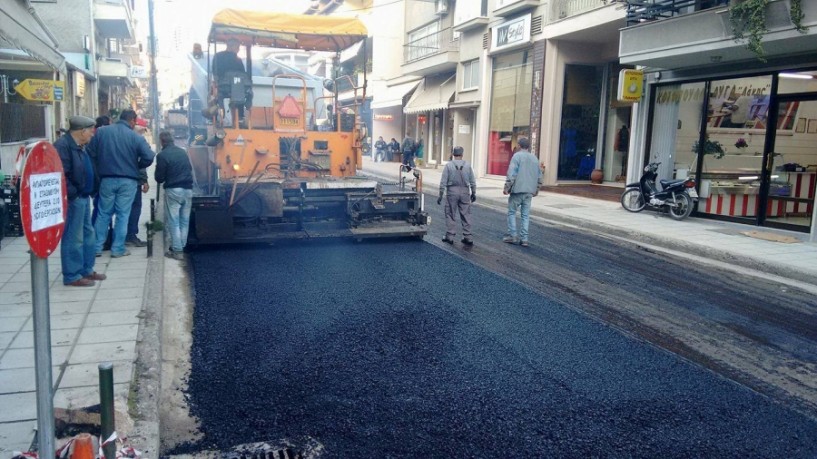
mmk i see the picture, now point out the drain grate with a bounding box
[223,448,299,459]
[221,439,322,459]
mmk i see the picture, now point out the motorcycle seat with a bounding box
[660,179,686,188]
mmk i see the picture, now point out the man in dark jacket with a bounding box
[56,116,106,286]
[87,109,155,258]
[155,131,193,260]
[387,137,400,162]
[401,135,416,170]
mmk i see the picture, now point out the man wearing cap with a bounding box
[88,109,155,258]
[503,136,542,248]
[55,116,106,286]
[438,146,476,246]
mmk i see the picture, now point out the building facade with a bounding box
[621,0,817,235]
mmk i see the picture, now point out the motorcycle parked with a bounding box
[621,162,698,220]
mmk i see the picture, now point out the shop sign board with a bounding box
[74,71,86,97]
[374,114,394,121]
[130,65,148,79]
[14,79,65,102]
[617,69,644,103]
[491,14,531,53]
[20,141,66,258]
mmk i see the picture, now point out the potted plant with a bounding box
[729,0,807,61]
[692,135,726,159]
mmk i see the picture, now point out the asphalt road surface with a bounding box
[172,199,817,457]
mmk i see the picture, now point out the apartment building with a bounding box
[375,0,628,184]
[0,0,144,174]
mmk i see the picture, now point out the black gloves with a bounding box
[471,194,476,203]
[437,194,443,205]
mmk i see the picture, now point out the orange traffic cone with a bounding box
[70,433,94,459]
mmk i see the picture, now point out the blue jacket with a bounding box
[87,120,155,180]
[54,133,93,200]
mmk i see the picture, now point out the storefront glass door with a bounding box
[761,96,817,231]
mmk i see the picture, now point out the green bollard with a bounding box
[98,362,116,459]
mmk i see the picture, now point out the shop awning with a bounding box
[404,74,456,114]
[450,99,480,109]
[371,80,420,109]
[0,0,65,72]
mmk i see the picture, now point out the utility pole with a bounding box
[148,0,160,151]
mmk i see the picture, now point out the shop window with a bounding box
[487,51,532,176]
[557,64,602,180]
[462,60,480,90]
[777,71,817,95]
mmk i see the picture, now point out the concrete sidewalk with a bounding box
[363,157,817,286]
[0,181,160,455]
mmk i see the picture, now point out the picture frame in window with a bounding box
[796,117,806,133]
[808,119,817,134]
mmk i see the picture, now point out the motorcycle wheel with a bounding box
[668,193,693,220]
[621,188,645,212]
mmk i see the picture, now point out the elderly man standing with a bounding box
[438,146,476,246]
[155,131,193,260]
[88,109,155,258]
[56,116,106,286]
[502,136,542,248]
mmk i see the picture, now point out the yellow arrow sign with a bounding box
[14,79,65,102]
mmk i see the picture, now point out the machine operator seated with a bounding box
[212,38,252,125]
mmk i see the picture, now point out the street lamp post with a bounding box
[148,0,160,151]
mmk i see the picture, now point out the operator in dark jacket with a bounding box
[87,109,155,258]
[155,131,193,260]
[56,116,106,286]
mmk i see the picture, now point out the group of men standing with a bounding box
[55,109,194,287]
[437,136,542,248]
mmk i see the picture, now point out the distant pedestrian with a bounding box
[402,135,416,170]
[388,137,400,162]
[438,146,476,246]
[55,116,106,286]
[374,136,386,162]
[155,131,193,260]
[502,136,542,248]
[91,115,112,249]
[88,109,155,258]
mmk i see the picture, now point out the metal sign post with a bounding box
[19,141,67,459]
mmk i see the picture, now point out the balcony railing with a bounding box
[548,0,612,23]
[403,27,459,64]
[626,0,729,25]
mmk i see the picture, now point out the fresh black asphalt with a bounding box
[176,241,817,458]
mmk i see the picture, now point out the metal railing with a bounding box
[625,0,729,26]
[548,0,613,23]
[403,27,459,64]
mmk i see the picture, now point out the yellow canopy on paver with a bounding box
[209,9,368,52]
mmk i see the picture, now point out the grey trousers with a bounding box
[444,186,472,238]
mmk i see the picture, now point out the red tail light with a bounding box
[685,180,696,188]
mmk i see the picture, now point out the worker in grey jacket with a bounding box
[438,146,476,245]
[503,136,542,247]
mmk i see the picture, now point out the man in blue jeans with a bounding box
[88,109,155,258]
[502,136,542,248]
[154,131,193,260]
[55,116,107,286]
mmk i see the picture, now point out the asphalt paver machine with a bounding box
[187,9,428,245]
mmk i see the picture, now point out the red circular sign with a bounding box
[20,141,67,258]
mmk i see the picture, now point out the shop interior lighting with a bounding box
[738,175,778,181]
[779,73,814,80]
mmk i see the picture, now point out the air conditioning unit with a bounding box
[435,0,448,15]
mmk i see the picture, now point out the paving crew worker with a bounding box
[56,116,106,286]
[212,38,249,124]
[88,108,155,258]
[155,131,194,260]
[438,146,476,246]
[503,136,542,248]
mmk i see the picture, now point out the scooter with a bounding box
[621,162,697,220]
